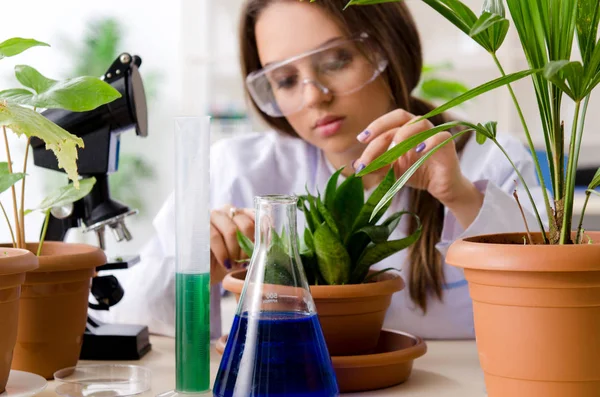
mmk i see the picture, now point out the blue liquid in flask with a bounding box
[213,311,339,397]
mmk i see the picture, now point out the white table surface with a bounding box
[41,335,486,397]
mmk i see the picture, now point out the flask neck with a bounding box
[254,195,299,254]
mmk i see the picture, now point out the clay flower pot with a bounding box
[0,249,38,393]
[446,232,600,397]
[223,269,404,356]
[8,242,106,379]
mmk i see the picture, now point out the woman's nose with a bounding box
[303,79,333,108]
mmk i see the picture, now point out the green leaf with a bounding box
[314,223,351,285]
[484,121,498,139]
[0,88,33,103]
[357,120,471,176]
[416,69,539,122]
[588,168,600,190]
[355,211,407,244]
[351,168,396,232]
[543,60,585,100]
[489,19,510,51]
[324,167,344,211]
[15,65,56,94]
[0,102,84,186]
[371,130,471,219]
[304,227,315,253]
[0,38,49,60]
[264,262,295,286]
[351,218,422,283]
[305,193,323,233]
[236,229,254,258]
[576,0,600,65]
[332,174,364,240]
[9,66,121,111]
[470,11,506,37]
[344,0,402,9]
[316,196,340,237]
[0,162,25,194]
[35,177,96,212]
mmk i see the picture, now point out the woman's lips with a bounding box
[315,117,345,137]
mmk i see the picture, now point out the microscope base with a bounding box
[80,322,152,360]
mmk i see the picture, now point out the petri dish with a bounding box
[53,364,151,397]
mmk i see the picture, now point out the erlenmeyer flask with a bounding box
[213,195,339,397]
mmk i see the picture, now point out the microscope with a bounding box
[31,53,152,360]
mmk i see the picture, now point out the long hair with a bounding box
[239,0,471,312]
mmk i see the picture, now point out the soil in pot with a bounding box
[7,242,106,380]
[0,249,38,393]
[222,269,404,356]
[447,232,600,397]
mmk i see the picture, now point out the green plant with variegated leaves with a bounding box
[341,0,600,245]
[0,37,121,253]
[237,168,422,285]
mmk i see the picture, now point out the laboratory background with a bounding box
[2,0,600,396]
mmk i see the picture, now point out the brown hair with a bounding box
[239,0,471,312]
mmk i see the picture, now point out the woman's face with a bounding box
[255,1,392,157]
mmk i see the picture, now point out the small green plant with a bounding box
[0,37,121,253]
[237,168,422,285]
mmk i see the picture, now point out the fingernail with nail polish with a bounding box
[224,259,232,269]
[357,130,370,142]
[416,142,426,153]
[355,163,366,173]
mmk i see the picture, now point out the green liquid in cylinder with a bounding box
[176,272,210,392]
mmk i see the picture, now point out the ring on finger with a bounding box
[229,207,238,219]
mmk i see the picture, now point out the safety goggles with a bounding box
[246,32,388,118]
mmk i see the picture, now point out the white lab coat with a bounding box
[95,129,547,339]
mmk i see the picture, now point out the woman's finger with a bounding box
[210,222,231,269]
[353,130,396,172]
[356,108,414,144]
[210,251,229,285]
[211,209,241,267]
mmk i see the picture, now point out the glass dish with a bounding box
[53,364,151,397]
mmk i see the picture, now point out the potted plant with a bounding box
[0,249,38,393]
[224,168,421,356]
[0,37,120,379]
[344,0,600,395]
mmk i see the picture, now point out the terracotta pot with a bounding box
[0,249,38,393]
[222,269,404,356]
[446,232,600,397]
[7,242,106,379]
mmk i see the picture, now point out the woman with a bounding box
[100,0,546,339]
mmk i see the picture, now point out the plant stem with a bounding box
[513,190,534,244]
[19,137,31,246]
[492,139,549,242]
[37,210,51,257]
[0,201,16,248]
[2,126,22,248]
[572,95,591,243]
[560,100,582,244]
[491,54,554,234]
[575,191,591,244]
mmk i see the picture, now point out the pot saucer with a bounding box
[216,328,427,393]
[2,370,47,397]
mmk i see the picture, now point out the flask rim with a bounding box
[254,195,298,205]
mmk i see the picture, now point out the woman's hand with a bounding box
[210,205,255,285]
[354,109,483,229]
